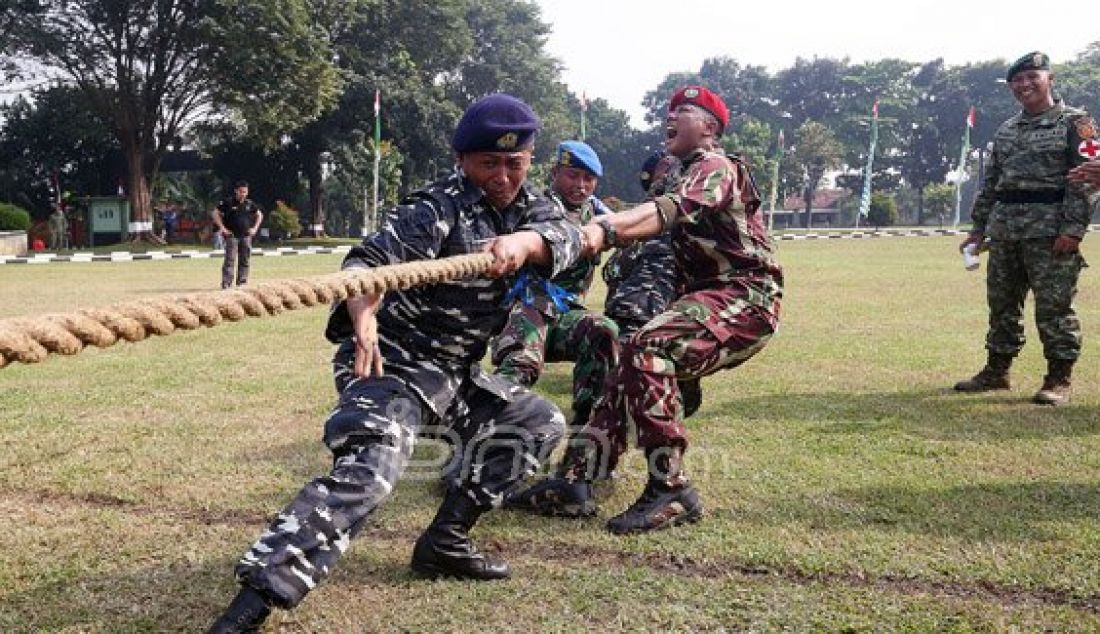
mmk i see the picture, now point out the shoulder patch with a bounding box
[1076,117,1097,140]
[1079,139,1100,159]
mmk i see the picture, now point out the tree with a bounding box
[0,86,118,215]
[923,182,956,227]
[866,191,898,228]
[640,57,777,131]
[789,121,843,229]
[2,0,342,242]
[1057,41,1100,111]
[573,95,649,201]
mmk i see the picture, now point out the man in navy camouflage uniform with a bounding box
[490,141,619,435]
[600,151,702,417]
[210,94,582,632]
[955,51,1097,406]
[510,86,783,534]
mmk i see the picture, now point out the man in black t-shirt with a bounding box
[212,180,264,289]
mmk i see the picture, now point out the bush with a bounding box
[866,192,899,228]
[0,203,32,231]
[268,200,301,239]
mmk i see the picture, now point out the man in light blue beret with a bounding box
[490,141,619,516]
[210,94,584,632]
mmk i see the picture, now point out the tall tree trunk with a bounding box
[802,186,815,229]
[122,141,163,244]
[916,185,926,226]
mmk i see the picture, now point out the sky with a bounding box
[535,0,1099,129]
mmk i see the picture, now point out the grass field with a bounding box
[1,235,1098,631]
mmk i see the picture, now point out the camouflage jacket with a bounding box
[971,101,1098,240]
[325,170,581,415]
[602,233,679,327]
[603,156,683,326]
[652,148,783,299]
[516,190,605,316]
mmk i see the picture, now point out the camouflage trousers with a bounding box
[234,340,564,608]
[221,235,252,289]
[581,284,780,474]
[491,303,620,426]
[985,238,1086,361]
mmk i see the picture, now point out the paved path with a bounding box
[3,226,1098,265]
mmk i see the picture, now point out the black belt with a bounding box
[995,189,1065,204]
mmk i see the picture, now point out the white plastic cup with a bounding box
[962,243,980,271]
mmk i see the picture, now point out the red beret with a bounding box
[670,86,729,133]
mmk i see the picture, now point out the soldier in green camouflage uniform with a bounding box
[491,141,619,432]
[508,86,783,534]
[210,94,582,633]
[955,51,1098,406]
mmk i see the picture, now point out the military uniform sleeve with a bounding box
[518,194,582,279]
[1063,112,1099,239]
[325,194,454,342]
[341,193,453,271]
[653,154,735,225]
[970,140,1003,235]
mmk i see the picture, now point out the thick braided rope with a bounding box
[0,253,495,369]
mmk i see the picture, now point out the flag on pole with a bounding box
[369,89,382,236]
[856,98,879,228]
[952,106,976,228]
[373,89,381,148]
[767,128,784,231]
[579,91,587,141]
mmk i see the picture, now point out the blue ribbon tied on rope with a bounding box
[502,269,577,313]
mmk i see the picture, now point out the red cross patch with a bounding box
[1080,139,1100,159]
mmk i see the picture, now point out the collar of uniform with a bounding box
[1019,99,1065,124]
[453,168,491,208]
[678,147,715,170]
[545,188,585,213]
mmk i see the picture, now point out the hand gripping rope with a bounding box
[0,253,495,369]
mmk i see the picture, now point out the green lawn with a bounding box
[1,236,1097,631]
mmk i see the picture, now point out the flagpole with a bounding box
[767,129,783,232]
[369,89,381,237]
[579,92,587,141]
[856,98,879,229]
[953,106,975,229]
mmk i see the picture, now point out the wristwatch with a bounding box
[595,218,618,250]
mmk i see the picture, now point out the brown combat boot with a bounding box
[1033,359,1073,406]
[953,352,1013,392]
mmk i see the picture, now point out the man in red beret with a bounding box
[511,86,783,534]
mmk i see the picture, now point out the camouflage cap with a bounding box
[1006,51,1050,81]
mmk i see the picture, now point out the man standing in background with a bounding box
[212,180,263,289]
[955,51,1097,406]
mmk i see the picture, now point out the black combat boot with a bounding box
[503,475,596,517]
[678,378,703,418]
[208,586,272,634]
[504,438,604,517]
[606,445,703,535]
[1033,359,1074,406]
[410,487,510,580]
[953,352,1013,392]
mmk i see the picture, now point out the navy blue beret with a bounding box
[639,150,665,192]
[452,93,541,153]
[556,140,603,177]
